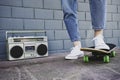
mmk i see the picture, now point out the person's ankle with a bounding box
[93,35,110,49]
[73,41,81,48]
[93,34,103,40]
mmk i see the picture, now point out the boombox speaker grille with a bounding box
[37,44,47,55]
[10,46,24,58]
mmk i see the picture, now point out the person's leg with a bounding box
[89,0,109,49]
[89,0,106,31]
[94,30,103,37]
[61,0,84,59]
[62,0,80,46]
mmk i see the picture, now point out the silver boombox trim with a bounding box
[6,30,48,60]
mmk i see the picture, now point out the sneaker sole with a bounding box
[65,56,78,60]
[65,54,84,60]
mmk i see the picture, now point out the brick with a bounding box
[85,0,89,3]
[79,30,86,38]
[0,54,6,59]
[107,0,112,4]
[63,40,73,50]
[104,30,113,37]
[78,21,92,30]
[63,21,66,30]
[118,6,120,13]
[24,19,44,30]
[23,0,43,8]
[113,14,120,21]
[105,22,118,29]
[12,7,33,18]
[119,22,120,29]
[106,13,112,21]
[0,6,11,17]
[55,30,69,40]
[78,3,90,12]
[44,0,61,9]
[0,42,6,56]
[46,30,55,40]
[86,30,94,38]
[78,12,85,20]
[0,18,23,30]
[36,30,54,40]
[45,20,62,30]
[78,0,85,2]
[112,0,120,5]
[0,0,22,6]
[104,37,108,42]
[106,38,119,46]
[48,40,63,51]
[113,30,120,37]
[0,30,6,42]
[84,38,94,47]
[61,26,86,38]
[81,39,86,47]
[35,9,53,19]
[54,10,63,20]
[86,12,91,21]
[119,38,120,43]
[107,5,117,13]
[119,38,120,47]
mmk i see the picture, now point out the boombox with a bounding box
[7,36,48,60]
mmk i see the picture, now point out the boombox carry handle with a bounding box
[6,30,46,40]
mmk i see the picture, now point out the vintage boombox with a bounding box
[6,30,48,60]
[7,36,48,60]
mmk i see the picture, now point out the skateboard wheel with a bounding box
[111,51,116,57]
[103,55,110,63]
[83,56,89,62]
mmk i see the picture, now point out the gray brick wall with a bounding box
[0,0,120,59]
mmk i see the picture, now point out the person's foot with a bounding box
[93,34,110,50]
[65,46,84,60]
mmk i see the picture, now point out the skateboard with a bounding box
[80,43,116,63]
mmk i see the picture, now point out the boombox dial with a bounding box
[10,46,23,58]
[37,44,48,55]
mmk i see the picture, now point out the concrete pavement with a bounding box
[0,49,120,80]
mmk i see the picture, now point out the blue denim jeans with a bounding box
[61,0,106,42]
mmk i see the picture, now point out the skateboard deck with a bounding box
[80,43,116,63]
[81,43,116,54]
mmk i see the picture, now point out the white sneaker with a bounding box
[65,46,84,60]
[93,34,110,50]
